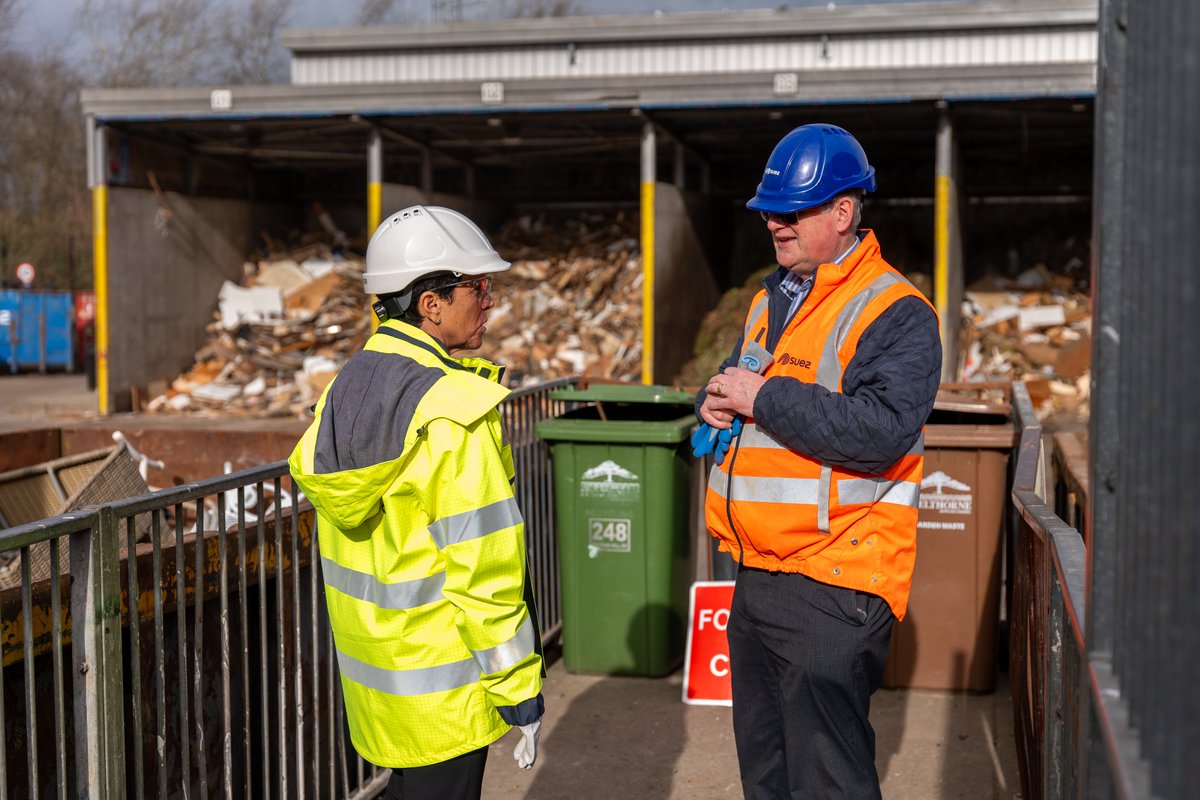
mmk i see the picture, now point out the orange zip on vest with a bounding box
[705,230,935,620]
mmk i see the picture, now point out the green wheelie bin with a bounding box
[535,383,695,676]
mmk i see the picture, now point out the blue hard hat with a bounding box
[746,124,876,214]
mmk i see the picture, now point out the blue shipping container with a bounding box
[0,290,75,373]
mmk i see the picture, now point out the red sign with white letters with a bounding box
[682,581,735,705]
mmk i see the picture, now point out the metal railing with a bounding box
[1009,381,1150,799]
[0,378,574,799]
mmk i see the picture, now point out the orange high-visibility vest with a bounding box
[705,230,934,619]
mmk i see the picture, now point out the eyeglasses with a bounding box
[441,275,493,299]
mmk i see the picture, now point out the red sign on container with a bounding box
[682,581,735,706]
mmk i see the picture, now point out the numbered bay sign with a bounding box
[682,580,736,705]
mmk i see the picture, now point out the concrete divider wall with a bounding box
[653,182,722,384]
[106,188,295,412]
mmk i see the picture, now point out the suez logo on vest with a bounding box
[776,353,813,369]
[917,470,973,531]
[580,460,639,558]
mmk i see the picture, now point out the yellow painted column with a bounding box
[88,118,111,415]
[368,127,383,333]
[93,183,109,415]
[934,174,950,325]
[640,121,656,385]
[933,104,962,382]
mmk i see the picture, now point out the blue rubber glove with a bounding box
[712,417,743,465]
[691,422,718,458]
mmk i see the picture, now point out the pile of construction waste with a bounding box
[146,210,642,418]
[485,211,642,387]
[958,265,1091,421]
[146,242,371,418]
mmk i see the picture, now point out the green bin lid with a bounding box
[548,383,695,405]
[537,384,697,444]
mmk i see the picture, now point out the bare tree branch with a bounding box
[78,0,218,87]
[499,0,588,18]
[0,49,90,287]
[215,0,294,84]
[0,0,29,52]
[355,0,418,26]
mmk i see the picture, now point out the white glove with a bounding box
[513,720,541,769]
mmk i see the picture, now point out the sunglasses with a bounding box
[441,275,493,299]
[758,202,834,225]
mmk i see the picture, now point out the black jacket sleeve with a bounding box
[752,296,941,474]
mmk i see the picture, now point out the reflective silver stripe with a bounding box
[709,473,920,510]
[881,480,920,508]
[817,464,833,534]
[707,463,727,496]
[321,556,445,610]
[335,647,479,697]
[472,615,536,675]
[428,496,523,549]
[738,423,788,450]
[838,478,920,508]
[815,272,902,390]
[708,473,821,504]
[744,293,770,341]
[838,477,891,505]
[735,426,923,460]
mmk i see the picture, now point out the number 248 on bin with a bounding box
[588,518,631,553]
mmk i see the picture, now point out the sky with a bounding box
[14,0,953,46]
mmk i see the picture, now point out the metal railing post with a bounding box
[71,505,126,800]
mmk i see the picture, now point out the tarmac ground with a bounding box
[1,372,1023,799]
[483,645,1020,800]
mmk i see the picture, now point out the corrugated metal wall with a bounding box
[291,28,1096,86]
[1091,1,1198,797]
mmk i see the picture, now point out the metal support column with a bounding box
[934,104,964,381]
[640,120,656,385]
[87,117,111,415]
[368,127,382,236]
[71,507,125,799]
[673,142,686,190]
[368,128,383,333]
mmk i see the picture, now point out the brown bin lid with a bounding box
[925,382,1016,449]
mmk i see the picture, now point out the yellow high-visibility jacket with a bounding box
[289,319,543,768]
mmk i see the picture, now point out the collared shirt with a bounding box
[779,235,862,325]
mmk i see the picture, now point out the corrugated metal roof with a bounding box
[289,30,1096,86]
[282,1,1097,50]
[284,0,1097,94]
[79,0,1097,123]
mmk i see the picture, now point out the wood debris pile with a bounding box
[146,211,643,417]
[146,241,372,418]
[487,210,643,388]
[959,265,1091,422]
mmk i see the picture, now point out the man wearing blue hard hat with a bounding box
[693,124,942,799]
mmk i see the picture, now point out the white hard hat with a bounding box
[363,205,510,296]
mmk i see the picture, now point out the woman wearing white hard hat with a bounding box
[290,206,544,800]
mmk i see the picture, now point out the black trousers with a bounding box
[383,745,489,800]
[727,567,895,800]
